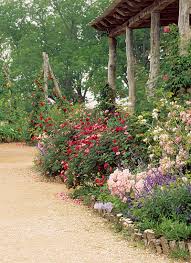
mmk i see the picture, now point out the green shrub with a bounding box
[156,218,191,241]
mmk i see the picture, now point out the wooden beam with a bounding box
[108,37,117,97]
[109,0,176,36]
[43,52,49,100]
[146,12,160,98]
[126,28,136,114]
[178,0,191,55]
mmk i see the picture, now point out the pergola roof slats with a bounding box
[90,0,179,36]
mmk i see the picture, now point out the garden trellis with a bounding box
[90,0,191,113]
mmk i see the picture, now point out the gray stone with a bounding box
[187,242,191,257]
[145,229,155,242]
[133,233,143,242]
[178,241,186,251]
[155,239,163,254]
[169,240,177,252]
[116,213,123,218]
[143,231,148,247]
[148,239,157,253]
[160,236,170,255]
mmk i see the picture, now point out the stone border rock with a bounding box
[92,207,191,259]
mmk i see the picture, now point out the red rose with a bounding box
[95,175,105,187]
[104,163,109,170]
[115,126,124,132]
[163,74,169,81]
[112,146,119,153]
[40,101,45,107]
[163,26,170,33]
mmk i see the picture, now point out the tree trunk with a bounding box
[178,0,191,56]
[126,27,136,114]
[147,12,160,98]
[108,37,117,102]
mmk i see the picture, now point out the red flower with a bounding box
[104,163,109,170]
[120,119,126,124]
[115,126,124,132]
[163,74,169,81]
[63,108,67,113]
[60,122,67,128]
[40,101,45,107]
[112,146,119,153]
[163,26,170,33]
[67,148,72,155]
[95,175,105,187]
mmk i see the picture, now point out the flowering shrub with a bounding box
[144,99,191,174]
[37,107,148,188]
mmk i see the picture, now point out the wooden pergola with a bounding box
[90,0,191,113]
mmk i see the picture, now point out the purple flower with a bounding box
[94,202,113,213]
[143,168,176,195]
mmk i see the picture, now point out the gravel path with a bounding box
[0,143,174,263]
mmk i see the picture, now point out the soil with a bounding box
[0,143,174,263]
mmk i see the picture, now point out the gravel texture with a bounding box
[0,143,174,263]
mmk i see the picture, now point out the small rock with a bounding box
[122,222,128,228]
[160,236,170,255]
[143,231,148,247]
[178,241,186,251]
[155,239,163,254]
[116,213,123,218]
[133,233,143,242]
[169,240,177,252]
[187,242,191,257]
[145,229,155,242]
[148,239,157,253]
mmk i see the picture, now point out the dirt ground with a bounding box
[0,143,174,263]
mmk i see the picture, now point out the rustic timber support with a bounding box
[147,12,160,98]
[108,0,176,37]
[43,52,49,100]
[178,0,191,56]
[42,52,62,100]
[108,37,117,101]
[126,27,136,114]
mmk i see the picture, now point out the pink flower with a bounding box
[104,163,109,169]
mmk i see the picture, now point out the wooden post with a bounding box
[126,27,136,114]
[108,37,117,101]
[178,0,191,56]
[43,52,49,100]
[147,11,160,98]
[48,63,62,99]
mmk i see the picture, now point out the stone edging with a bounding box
[93,208,191,259]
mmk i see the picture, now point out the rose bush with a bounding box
[37,106,148,188]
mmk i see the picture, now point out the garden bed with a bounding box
[34,96,191,261]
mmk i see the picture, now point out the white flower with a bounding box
[182,177,188,183]
[152,109,159,119]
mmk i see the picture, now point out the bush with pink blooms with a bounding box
[141,98,191,174]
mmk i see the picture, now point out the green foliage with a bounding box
[156,219,191,241]
[72,185,128,213]
[160,25,191,95]
[132,184,191,240]
[170,248,190,261]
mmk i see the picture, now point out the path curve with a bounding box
[0,143,173,263]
